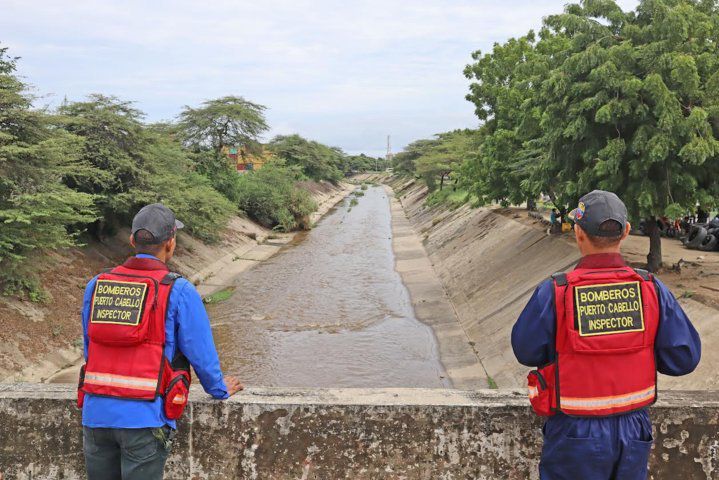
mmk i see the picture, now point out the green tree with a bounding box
[464,0,719,271]
[268,134,344,183]
[393,138,436,174]
[177,96,268,154]
[536,0,719,271]
[57,96,236,241]
[0,47,96,296]
[415,130,477,191]
[176,96,269,202]
[464,29,569,206]
[56,95,149,231]
[141,130,236,241]
[343,153,385,173]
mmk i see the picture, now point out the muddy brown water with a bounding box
[209,186,450,388]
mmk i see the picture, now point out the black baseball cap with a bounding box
[131,203,184,244]
[569,190,627,238]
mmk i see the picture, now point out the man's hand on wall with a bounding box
[225,376,244,396]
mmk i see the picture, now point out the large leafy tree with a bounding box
[393,138,437,174]
[415,130,477,191]
[464,0,719,271]
[140,129,236,241]
[57,96,236,240]
[177,96,268,154]
[0,47,96,295]
[536,0,719,271]
[464,28,571,206]
[342,153,386,174]
[268,134,344,183]
[57,95,149,230]
[176,96,269,201]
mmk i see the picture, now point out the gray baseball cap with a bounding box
[131,203,184,244]
[569,190,627,237]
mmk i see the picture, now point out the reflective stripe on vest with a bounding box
[560,385,655,411]
[528,385,539,399]
[84,372,158,391]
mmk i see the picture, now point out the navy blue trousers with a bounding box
[540,410,653,480]
[83,426,174,480]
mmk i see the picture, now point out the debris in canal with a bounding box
[203,287,236,304]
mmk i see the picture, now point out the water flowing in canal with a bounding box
[209,186,449,388]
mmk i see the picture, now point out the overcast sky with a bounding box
[2,0,639,157]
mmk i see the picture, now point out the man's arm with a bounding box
[511,279,556,367]
[81,277,98,361]
[174,281,239,398]
[653,277,701,376]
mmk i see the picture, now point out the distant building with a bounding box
[222,145,272,173]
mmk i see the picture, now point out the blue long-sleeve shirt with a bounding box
[82,254,228,429]
[511,253,701,376]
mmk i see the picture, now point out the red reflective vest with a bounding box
[80,257,181,401]
[555,266,659,415]
[528,266,659,417]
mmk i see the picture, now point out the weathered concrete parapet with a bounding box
[0,384,717,479]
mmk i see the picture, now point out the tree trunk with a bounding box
[645,216,663,272]
[439,174,444,191]
[527,198,536,211]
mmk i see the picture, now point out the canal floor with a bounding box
[209,186,450,388]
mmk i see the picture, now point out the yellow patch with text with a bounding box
[574,281,644,336]
[90,280,148,326]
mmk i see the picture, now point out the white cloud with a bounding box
[1,0,640,153]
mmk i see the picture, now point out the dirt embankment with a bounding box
[387,176,719,390]
[0,181,353,383]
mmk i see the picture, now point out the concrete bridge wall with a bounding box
[1,385,717,479]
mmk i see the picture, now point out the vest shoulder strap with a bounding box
[551,272,568,286]
[633,268,651,281]
[161,272,183,285]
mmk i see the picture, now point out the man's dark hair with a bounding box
[585,220,624,247]
[133,229,169,255]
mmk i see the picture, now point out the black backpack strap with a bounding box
[633,267,660,300]
[170,351,190,371]
[160,272,183,285]
[551,272,568,286]
[633,268,651,281]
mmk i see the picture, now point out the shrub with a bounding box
[235,163,317,231]
[426,188,471,209]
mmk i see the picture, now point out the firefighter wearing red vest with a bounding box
[512,191,701,480]
[78,203,243,480]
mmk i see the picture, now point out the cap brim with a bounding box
[175,219,184,230]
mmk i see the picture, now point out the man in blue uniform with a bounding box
[81,203,243,480]
[512,191,701,479]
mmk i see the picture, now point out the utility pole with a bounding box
[385,135,393,171]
